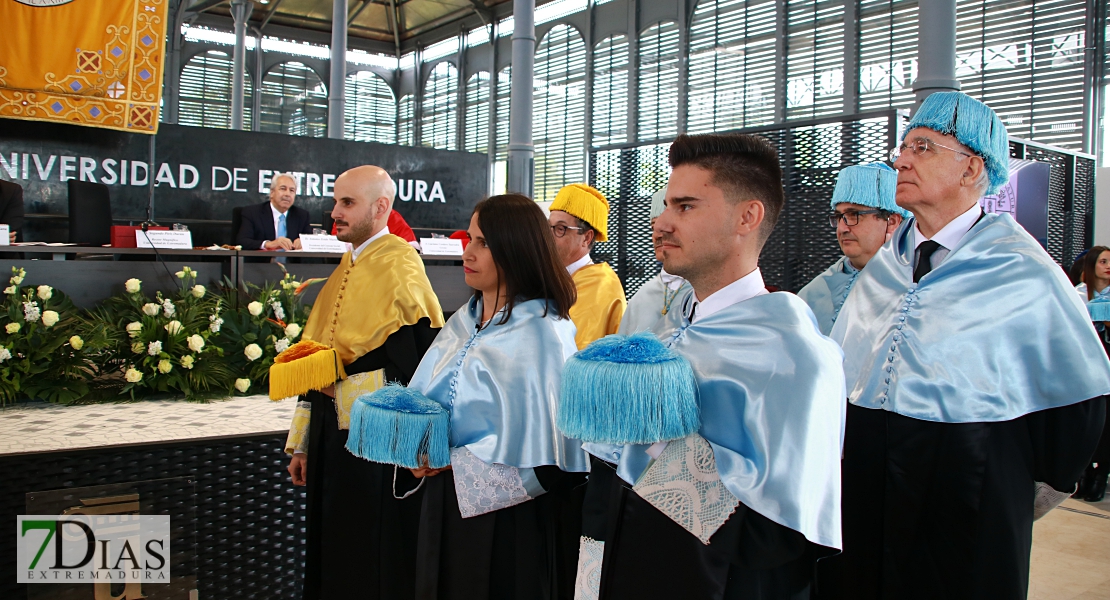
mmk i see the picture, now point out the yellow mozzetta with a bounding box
[273,234,444,455]
[569,262,627,350]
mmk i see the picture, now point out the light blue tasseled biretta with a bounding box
[830,163,909,217]
[345,383,451,469]
[558,332,699,445]
[903,91,1010,195]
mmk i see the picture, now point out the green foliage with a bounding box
[0,268,103,405]
[86,267,233,400]
[216,270,311,395]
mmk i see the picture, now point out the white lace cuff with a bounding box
[451,446,541,518]
[573,536,604,600]
[1033,481,1073,520]
[632,434,740,544]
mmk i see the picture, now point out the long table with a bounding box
[0,246,469,311]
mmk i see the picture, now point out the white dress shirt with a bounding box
[690,268,768,324]
[262,202,290,250]
[912,203,982,271]
[660,267,686,291]
[351,225,390,264]
[566,253,593,276]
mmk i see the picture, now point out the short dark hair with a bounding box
[668,133,784,242]
[473,194,577,324]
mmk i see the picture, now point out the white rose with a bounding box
[247,302,264,317]
[180,355,195,370]
[4,286,15,295]
[131,342,145,354]
[175,270,186,279]
[40,311,59,327]
[124,278,141,294]
[164,320,183,335]
[157,359,173,374]
[0,347,10,363]
[243,343,263,362]
[284,323,301,339]
[192,285,206,298]
[10,275,23,285]
[5,323,19,334]
[187,334,205,353]
[69,335,83,350]
[126,321,143,337]
[124,368,143,383]
[147,340,162,356]
[36,285,52,301]
[142,303,160,316]
[274,337,290,354]
[234,378,251,393]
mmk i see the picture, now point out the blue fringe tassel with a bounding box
[558,333,700,445]
[345,383,451,469]
[1088,298,1110,322]
[830,163,907,217]
[905,91,1010,195]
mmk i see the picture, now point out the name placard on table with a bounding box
[0,224,9,246]
[298,234,351,253]
[135,229,193,249]
[420,238,464,256]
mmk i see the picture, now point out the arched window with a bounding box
[858,0,918,112]
[398,94,415,146]
[178,50,252,129]
[465,71,491,155]
[345,70,396,144]
[260,61,328,137]
[638,22,680,141]
[688,0,778,133]
[786,1,845,119]
[592,35,629,147]
[534,24,587,203]
[421,61,458,150]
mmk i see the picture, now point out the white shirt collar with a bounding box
[660,267,685,290]
[351,225,389,263]
[913,202,981,251]
[689,268,767,324]
[566,253,593,276]
[270,202,288,219]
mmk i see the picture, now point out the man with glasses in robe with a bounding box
[798,163,908,335]
[826,91,1110,600]
[548,184,627,349]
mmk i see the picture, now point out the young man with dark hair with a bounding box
[574,133,845,600]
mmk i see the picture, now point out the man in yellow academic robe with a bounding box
[269,165,445,600]
[548,183,627,349]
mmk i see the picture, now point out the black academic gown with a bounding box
[415,466,587,600]
[302,318,440,600]
[584,456,825,600]
[822,398,1107,600]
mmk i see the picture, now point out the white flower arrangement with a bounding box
[274,337,290,353]
[142,303,160,316]
[5,323,19,334]
[125,278,142,294]
[23,301,40,323]
[187,334,205,353]
[243,343,263,362]
[125,368,143,383]
[191,285,206,298]
[69,336,84,350]
[37,285,52,301]
[40,311,59,327]
[164,320,184,335]
[126,322,143,337]
[0,347,10,363]
[247,302,264,317]
[234,378,251,393]
[147,340,163,356]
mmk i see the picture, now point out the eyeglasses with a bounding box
[828,209,884,228]
[550,223,585,238]
[889,137,973,163]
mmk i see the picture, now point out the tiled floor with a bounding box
[0,395,297,455]
[1030,497,1110,600]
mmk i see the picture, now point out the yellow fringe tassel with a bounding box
[268,341,347,400]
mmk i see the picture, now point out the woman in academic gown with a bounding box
[408,194,591,600]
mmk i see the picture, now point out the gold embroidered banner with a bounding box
[0,0,169,134]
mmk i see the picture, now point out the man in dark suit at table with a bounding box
[236,173,312,250]
[0,179,25,243]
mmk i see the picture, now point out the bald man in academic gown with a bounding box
[828,92,1109,600]
[272,166,445,600]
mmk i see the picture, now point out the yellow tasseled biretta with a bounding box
[550,184,610,242]
[269,339,347,400]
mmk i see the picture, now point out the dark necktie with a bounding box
[913,240,943,283]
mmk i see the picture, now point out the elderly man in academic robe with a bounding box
[797,163,907,335]
[828,92,1110,600]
